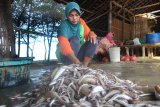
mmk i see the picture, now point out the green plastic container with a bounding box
[0,57,33,88]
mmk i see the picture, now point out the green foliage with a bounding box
[12,0,65,60]
[12,0,65,37]
[32,0,65,21]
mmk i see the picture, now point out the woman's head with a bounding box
[65,2,81,25]
[106,32,114,40]
[106,32,116,46]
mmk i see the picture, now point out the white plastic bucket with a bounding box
[109,47,120,62]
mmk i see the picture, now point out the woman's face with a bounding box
[68,10,80,25]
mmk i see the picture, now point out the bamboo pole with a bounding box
[135,10,160,16]
[86,11,108,24]
[130,2,160,11]
[85,2,106,21]
[112,12,131,22]
[122,6,125,42]
[112,1,134,16]
[108,0,112,32]
[117,0,130,13]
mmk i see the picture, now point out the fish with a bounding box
[0,105,6,107]
[103,89,121,100]
[50,67,66,86]
[108,93,132,102]
[15,64,157,107]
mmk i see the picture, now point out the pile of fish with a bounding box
[13,64,160,107]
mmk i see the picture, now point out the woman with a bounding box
[56,2,98,66]
[96,32,116,54]
[95,32,116,62]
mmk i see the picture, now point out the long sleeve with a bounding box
[58,36,73,56]
[80,18,91,40]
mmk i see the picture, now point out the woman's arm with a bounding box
[80,18,97,44]
[67,53,81,64]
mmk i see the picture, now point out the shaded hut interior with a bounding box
[55,0,160,43]
[0,0,160,58]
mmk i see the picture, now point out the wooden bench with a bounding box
[122,44,160,58]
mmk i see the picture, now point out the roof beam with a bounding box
[130,2,160,11]
[112,11,132,22]
[85,1,107,20]
[135,10,160,16]
[112,1,134,16]
[79,0,88,6]
[117,0,130,13]
[86,11,108,23]
[91,28,107,33]
[55,0,93,13]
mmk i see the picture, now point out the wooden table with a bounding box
[122,44,160,58]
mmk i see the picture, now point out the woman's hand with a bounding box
[88,31,97,44]
[67,53,81,64]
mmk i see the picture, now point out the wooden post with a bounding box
[142,46,146,57]
[125,47,129,55]
[133,16,136,38]
[122,6,125,42]
[108,0,112,32]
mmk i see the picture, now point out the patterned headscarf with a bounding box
[106,32,116,46]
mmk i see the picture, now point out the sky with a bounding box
[16,36,58,61]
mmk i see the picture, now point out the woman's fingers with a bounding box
[89,36,94,43]
[88,31,97,44]
[93,36,97,44]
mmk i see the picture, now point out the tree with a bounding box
[12,0,65,60]
[0,0,15,58]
